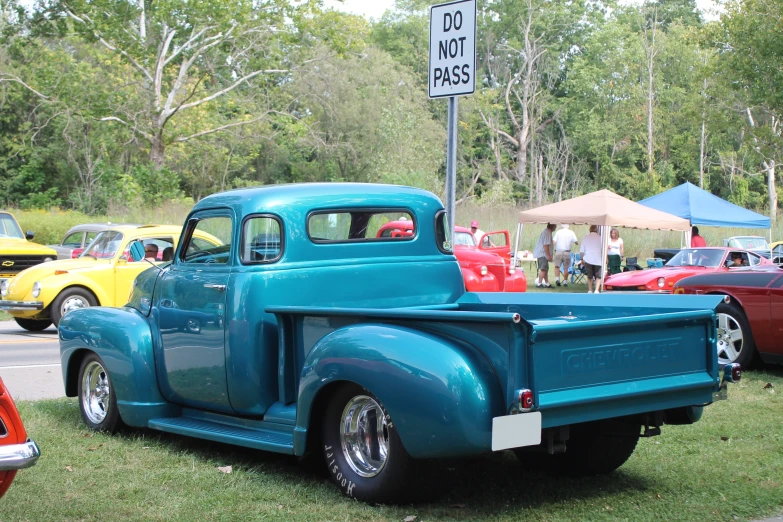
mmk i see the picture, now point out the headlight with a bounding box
[657,277,665,288]
[43,257,54,262]
[0,280,7,297]
[480,266,488,276]
[508,265,516,275]
[32,281,41,298]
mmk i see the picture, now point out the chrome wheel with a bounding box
[61,295,90,316]
[717,312,743,365]
[339,395,389,478]
[81,361,111,424]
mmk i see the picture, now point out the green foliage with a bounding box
[0,0,780,216]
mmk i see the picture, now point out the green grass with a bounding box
[4,369,782,522]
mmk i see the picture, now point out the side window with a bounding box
[85,231,99,247]
[435,211,452,253]
[142,237,174,262]
[749,253,761,266]
[182,216,232,264]
[62,232,84,248]
[242,216,282,264]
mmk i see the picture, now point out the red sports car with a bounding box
[377,222,526,292]
[674,266,783,367]
[0,377,40,498]
[604,247,772,293]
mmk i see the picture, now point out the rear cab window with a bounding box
[308,210,415,242]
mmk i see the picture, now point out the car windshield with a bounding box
[0,213,24,239]
[728,237,768,250]
[81,230,124,259]
[454,231,476,247]
[666,249,725,268]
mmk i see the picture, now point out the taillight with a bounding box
[517,389,534,412]
[724,363,741,383]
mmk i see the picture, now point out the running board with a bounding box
[148,414,295,455]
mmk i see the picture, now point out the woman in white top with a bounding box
[608,228,624,257]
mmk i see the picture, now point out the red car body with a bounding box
[0,377,40,498]
[377,222,526,292]
[605,247,772,293]
[674,267,783,366]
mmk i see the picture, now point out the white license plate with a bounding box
[491,412,542,451]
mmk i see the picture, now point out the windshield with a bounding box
[0,213,24,239]
[666,248,725,268]
[454,231,476,247]
[728,237,769,250]
[82,230,124,259]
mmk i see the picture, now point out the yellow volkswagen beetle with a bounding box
[0,224,219,331]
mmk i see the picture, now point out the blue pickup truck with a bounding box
[59,183,739,503]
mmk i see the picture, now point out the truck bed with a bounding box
[269,292,722,439]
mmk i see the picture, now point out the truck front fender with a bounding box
[59,306,179,427]
[297,324,502,459]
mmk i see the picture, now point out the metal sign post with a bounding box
[429,0,476,247]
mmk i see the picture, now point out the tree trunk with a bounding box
[765,160,777,224]
[150,134,165,170]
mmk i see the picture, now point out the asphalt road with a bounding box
[0,319,64,401]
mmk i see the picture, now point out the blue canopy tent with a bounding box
[639,182,771,251]
[639,182,771,228]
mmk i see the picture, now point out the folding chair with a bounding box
[569,252,587,284]
[607,254,623,275]
[624,256,642,271]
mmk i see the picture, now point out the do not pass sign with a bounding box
[429,0,476,99]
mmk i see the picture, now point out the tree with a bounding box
[28,0,307,169]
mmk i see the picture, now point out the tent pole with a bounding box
[513,222,522,266]
[598,225,609,293]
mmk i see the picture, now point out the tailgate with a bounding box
[526,306,720,429]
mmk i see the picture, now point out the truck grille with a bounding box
[0,255,49,274]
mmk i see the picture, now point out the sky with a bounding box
[322,0,723,21]
[322,0,396,20]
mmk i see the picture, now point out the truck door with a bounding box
[154,212,234,413]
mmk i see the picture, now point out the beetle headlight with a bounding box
[481,266,488,276]
[32,281,41,298]
[43,257,54,263]
[0,280,7,297]
[657,277,665,288]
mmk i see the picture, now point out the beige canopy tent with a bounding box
[515,189,691,291]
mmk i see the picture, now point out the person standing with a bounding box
[470,220,486,246]
[580,225,603,293]
[691,226,707,247]
[552,224,578,286]
[608,228,624,257]
[533,223,557,288]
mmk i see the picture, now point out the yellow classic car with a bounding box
[0,224,219,331]
[0,211,58,283]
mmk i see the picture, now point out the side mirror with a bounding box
[128,241,146,262]
[25,230,35,240]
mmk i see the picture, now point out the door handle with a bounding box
[204,283,226,291]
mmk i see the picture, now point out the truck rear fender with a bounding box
[296,324,502,459]
[59,306,179,426]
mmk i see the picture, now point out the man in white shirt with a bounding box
[580,225,603,293]
[552,224,578,287]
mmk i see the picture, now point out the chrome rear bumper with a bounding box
[0,440,40,471]
[0,300,44,311]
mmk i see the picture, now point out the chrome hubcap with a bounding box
[340,395,389,478]
[62,295,89,316]
[82,361,111,424]
[717,313,743,365]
